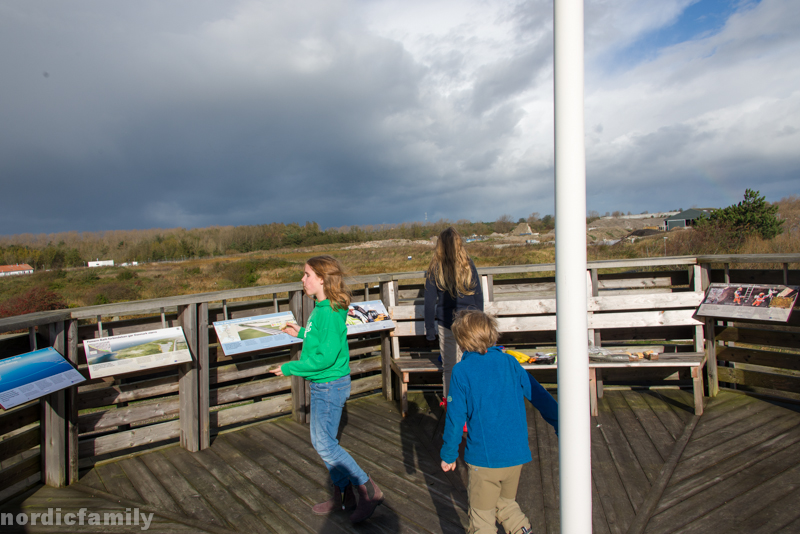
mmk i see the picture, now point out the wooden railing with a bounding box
[0,254,798,503]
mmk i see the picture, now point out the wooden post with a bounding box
[41,321,67,487]
[289,290,306,424]
[273,293,279,312]
[197,302,210,450]
[481,275,492,303]
[66,319,80,484]
[364,283,370,302]
[692,265,704,353]
[588,269,600,347]
[302,293,315,423]
[178,304,200,452]
[784,263,789,285]
[380,281,394,401]
[29,326,37,350]
[160,307,167,328]
[691,365,705,415]
[700,263,719,396]
[387,281,401,361]
[588,269,603,398]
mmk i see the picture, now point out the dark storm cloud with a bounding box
[0,1,438,233]
[1,0,798,236]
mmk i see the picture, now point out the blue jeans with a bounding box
[309,375,369,489]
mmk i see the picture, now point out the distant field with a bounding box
[1,212,798,310]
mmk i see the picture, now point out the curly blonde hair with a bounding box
[451,310,499,354]
[306,255,351,311]
[427,227,476,298]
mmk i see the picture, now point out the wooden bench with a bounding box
[389,352,706,417]
[385,268,707,416]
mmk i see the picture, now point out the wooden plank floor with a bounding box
[3,389,800,533]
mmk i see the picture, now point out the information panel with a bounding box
[696,283,798,322]
[213,311,302,357]
[83,326,192,379]
[346,300,395,335]
[0,347,86,410]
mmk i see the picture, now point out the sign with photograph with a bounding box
[346,300,394,334]
[213,311,302,357]
[0,347,86,410]
[697,283,798,322]
[83,326,192,378]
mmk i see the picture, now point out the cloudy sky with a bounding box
[1,0,797,235]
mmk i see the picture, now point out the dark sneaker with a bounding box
[312,485,356,515]
[350,477,384,523]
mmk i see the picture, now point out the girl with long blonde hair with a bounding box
[277,255,383,523]
[424,227,484,401]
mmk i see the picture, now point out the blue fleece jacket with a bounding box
[440,346,559,468]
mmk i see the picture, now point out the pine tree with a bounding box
[703,189,784,239]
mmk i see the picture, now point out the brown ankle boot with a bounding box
[312,484,356,515]
[350,476,384,523]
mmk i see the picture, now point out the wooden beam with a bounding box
[380,280,394,402]
[197,302,210,450]
[717,366,800,395]
[289,290,306,424]
[28,326,37,351]
[66,319,80,483]
[705,317,719,397]
[178,304,199,452]
[41,321,67,487]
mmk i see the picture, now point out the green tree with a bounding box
[704,189,784,239]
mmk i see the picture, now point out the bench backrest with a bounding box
[388,268,705,352]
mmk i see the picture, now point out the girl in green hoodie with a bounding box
[276,255,383,523]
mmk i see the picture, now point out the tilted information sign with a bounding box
[697,283,799,322]
[83,326,192,379]
[0,347,86,410]
[213,311,301,357]
[346,300,394,334]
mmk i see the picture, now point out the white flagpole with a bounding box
[554,0,593,532]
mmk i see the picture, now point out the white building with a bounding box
[0,264,34,276]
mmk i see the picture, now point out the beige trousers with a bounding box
[466,463,530,534]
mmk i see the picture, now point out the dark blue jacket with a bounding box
[440,346,559,468]
[424,259,484,337]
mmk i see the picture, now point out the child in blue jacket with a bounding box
[440,310,558,534]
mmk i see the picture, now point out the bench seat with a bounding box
[389,350,706,417]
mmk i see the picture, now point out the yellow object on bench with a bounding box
[504,349,533,364]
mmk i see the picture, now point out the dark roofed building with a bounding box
[664,208,715,231]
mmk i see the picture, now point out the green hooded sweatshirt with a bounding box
[280,299,351,383]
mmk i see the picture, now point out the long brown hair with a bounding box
[427,227,476,298]
[306,255,351,311]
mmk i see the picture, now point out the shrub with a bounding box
[0,287,68,318]
[85,283,140,306]
[116,270,138,281]
[214,258,294,288]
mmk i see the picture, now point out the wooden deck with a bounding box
[3,389,800,533]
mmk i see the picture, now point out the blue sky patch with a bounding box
[613,0,760,68]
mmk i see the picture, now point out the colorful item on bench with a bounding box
[502,348,556,365]
[588,347,659,362]
[532,352,556,364]
[504,349,533,364]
